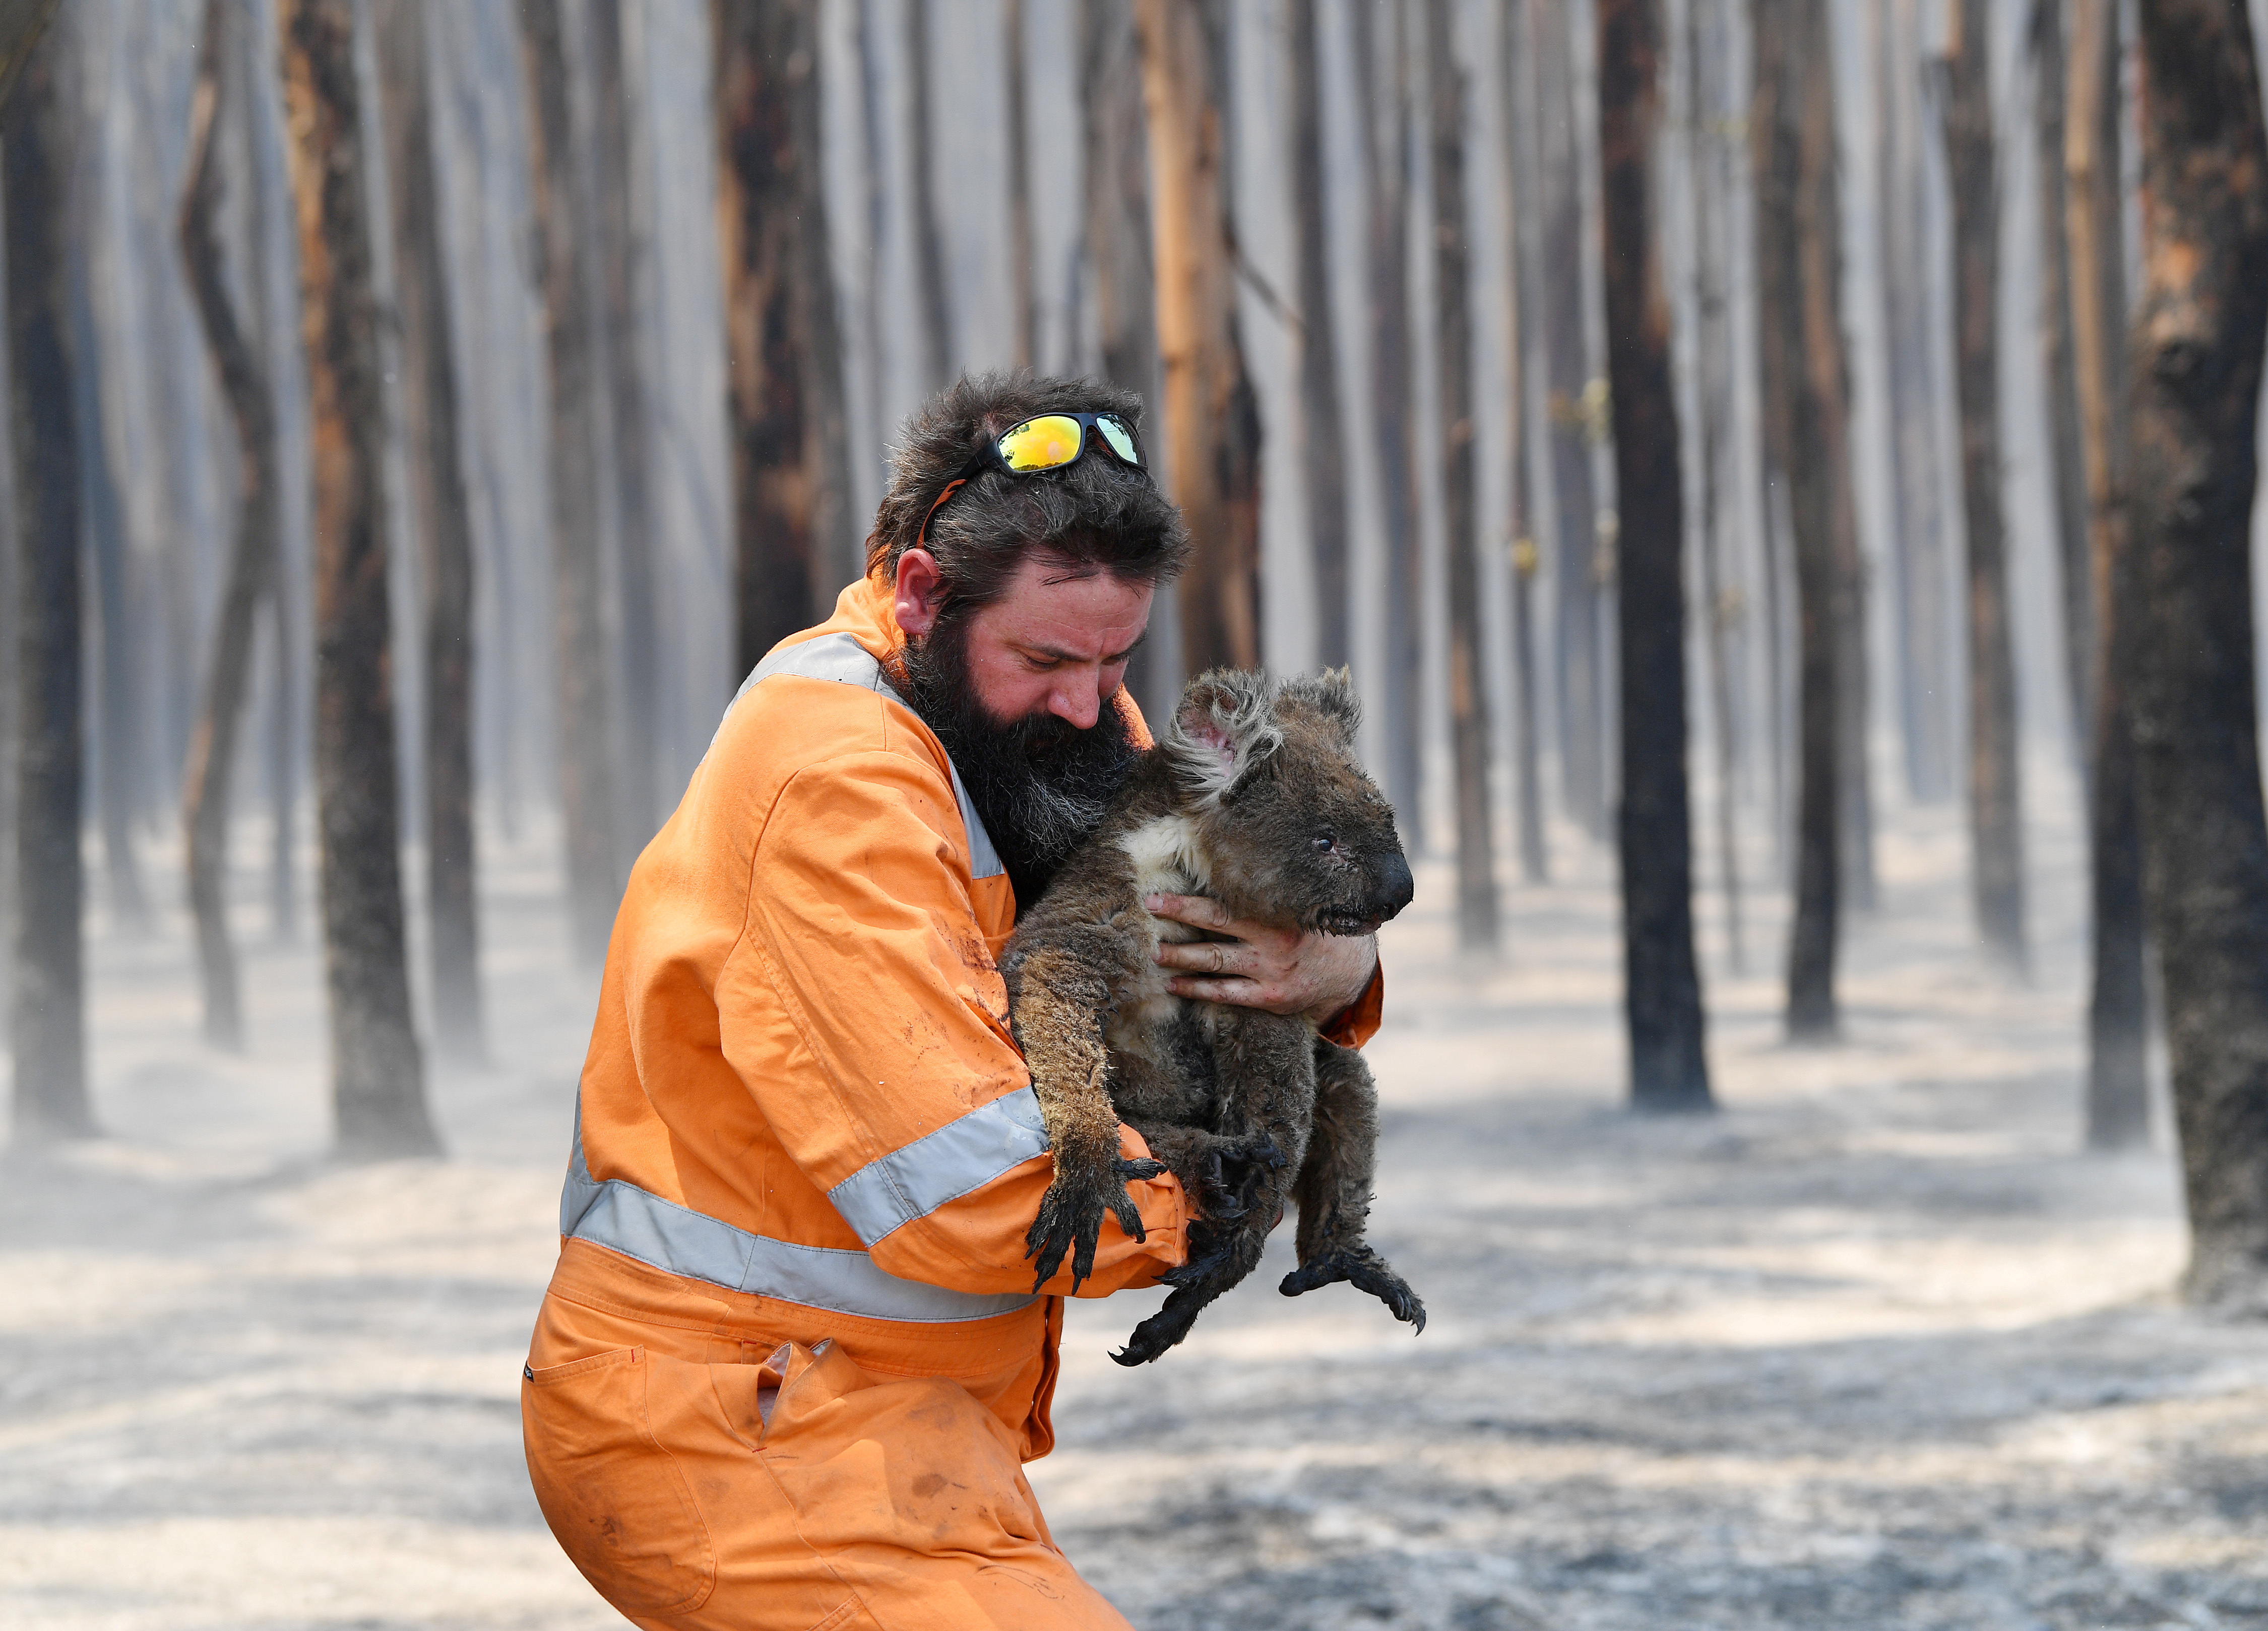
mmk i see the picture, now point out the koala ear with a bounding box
[1280,667,1362,749]
[1165,669,1284,803]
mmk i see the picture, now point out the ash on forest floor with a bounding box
[6,800,2266,1629]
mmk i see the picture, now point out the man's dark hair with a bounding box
[866,372,1191,613]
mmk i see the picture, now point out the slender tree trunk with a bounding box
[279,0,437,1158]
[0,0,58,113]
[2032,0,2093,778]
[1289,0,1351,672]
[1876,0,1956,804]
[6,18,89,1140]
[1599,0,1709,1106]
[179,0,280,1053]
[1082,0,1170,716]
[1502,0,1548,885]
[2066,0,2145,1148]
[522,0,621,968]
[1943,0,2027,970]
[2127,0,2268,1306]
[1687,0,1741,969]
[1135,0,1262,677]
[905,0,954,389]
[1004,0,1037,372]
[717,0,852,680]
[854,0,888,461]
[1537,0,1606,839]
[1350,0,1423,832]
[73,284,144,934]
[377,0,483,1064]
[589,0,660,849]
[1754,0,1845,1037]
[1427,0,1498,950]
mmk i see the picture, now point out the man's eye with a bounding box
[1311,832,1336,853]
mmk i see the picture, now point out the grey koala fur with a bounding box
[1000,667,1424,1365]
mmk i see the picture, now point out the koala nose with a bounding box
[1375,851,1415,918]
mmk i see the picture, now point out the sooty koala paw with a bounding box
[1280,1245,1427,1333]
[1025,1156,1166,1294]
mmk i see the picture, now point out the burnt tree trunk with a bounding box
[1876,0,1956,803]
[2032,0,2093,778]
[279,0,437,1158]
[1754,0,1846,1037]
[1943,0,2027,970]
[716,0,851,676]
[1289,0,1351,672]
[1427,0,1498,950]
[1599,0,1709,1106]
[179,0,279,1053]
[1350,0,1423,830]
[2066,0,2146,1148]
[0,0,57,112]
[589,0,660,848]
[1537,0,1606,838]
[522,0,621,967]
[1501,0,1548,884]
[905,0,954,389]
[2127,0,2268,1305]
[376,0,483,1063]
[1081,0,1170,716]
[6,18,88,1140]
[1136,0,1262,677]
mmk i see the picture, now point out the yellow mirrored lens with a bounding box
[998,416,1084,471]
[1095,414,1140,466]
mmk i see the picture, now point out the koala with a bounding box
[1000,667,1424,1366]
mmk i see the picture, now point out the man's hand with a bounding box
[1145,893,1378,1027]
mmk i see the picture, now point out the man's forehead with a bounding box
[986,555,1153,655]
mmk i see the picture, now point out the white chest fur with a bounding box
[1109,812,1213,1057]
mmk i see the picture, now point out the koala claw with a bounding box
[1279,1246,1427,1334]
[1027,1161,1158,1294]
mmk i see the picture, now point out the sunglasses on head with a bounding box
[916,411,1149,550]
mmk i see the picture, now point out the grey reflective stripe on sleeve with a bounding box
[721,632,1003,882]
[560,1104,1037,1324]
[827,1086,1051,1247]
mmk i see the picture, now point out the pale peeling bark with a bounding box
[1599,0,1709,1106]
[279,0,437,1158]
[2126,0,2268,1308]
[1501,0,1548,885]
[1289,0,1351,671]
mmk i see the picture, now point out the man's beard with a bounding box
[891,615,1141,910]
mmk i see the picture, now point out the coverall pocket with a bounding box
[523,1345,718,1617]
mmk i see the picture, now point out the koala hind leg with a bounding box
[1113,1010,1312,1366]
[1279,1038,1425,1333]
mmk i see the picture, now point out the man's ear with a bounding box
[894,548,945,636]
[1165,669,1282,803]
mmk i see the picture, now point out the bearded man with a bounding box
[521,376,1384,1629]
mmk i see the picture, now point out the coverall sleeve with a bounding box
[722,747,1187,1297]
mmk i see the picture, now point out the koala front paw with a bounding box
[1025,1156,1166,1294]
[1279,1244,1427,1334]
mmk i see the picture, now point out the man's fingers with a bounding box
[1166,975,1276,1008]
[1145,891,1235,931]
[1153,938,1254,975]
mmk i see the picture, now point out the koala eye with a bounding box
[1311,831,1337,854]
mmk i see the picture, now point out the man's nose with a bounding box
[1049,673,1103,731]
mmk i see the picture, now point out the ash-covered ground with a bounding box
[5,784,2264,1630]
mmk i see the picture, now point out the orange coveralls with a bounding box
[522,575,1382,1629]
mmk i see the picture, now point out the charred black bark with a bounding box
[377,0,483,1062]
[1599,0,1708,1107]
[280,0,437,1158]
[6,18,89,1141]
[2126,0,2268,1306]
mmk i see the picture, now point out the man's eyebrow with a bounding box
[1016,630,1150,665]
